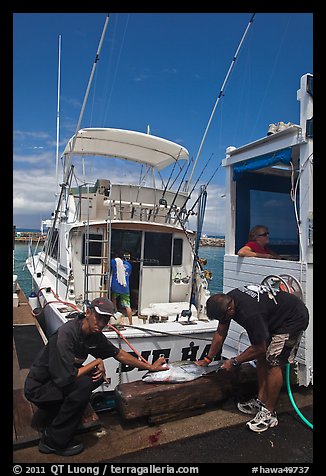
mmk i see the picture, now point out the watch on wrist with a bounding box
[231,357,240,367]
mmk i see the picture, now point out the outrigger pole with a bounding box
[43,15,110,276]
[187,13,255,190]
[63,14,110,181]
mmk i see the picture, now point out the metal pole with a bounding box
[64,14,110,182]
[187,13,255,189]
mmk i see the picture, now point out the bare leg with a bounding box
[263,365,283,412]
[126,306,133,325]
[111,295,117,312]
[256,357,268,404]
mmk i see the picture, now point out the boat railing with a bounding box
[70,182,190,225]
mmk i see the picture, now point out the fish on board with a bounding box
[142,360,224,384]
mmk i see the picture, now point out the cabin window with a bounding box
[235,171,299,259]
[144,232,172,266]
[172,238,183,265]
[49,229,59,260]
[110,230,141,260]
[82,233,102,265]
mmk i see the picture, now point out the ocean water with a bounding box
[13,242,225,298]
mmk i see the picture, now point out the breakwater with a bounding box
[199,237,225,247]
[15,232,46,243]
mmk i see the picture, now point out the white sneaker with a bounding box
[246,407,278,433]
[237,398,263,415]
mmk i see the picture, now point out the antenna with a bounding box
[55,35,62,192]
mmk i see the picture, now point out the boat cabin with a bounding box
[221,73,313,386]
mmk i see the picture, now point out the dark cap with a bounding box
[90,297,115,316]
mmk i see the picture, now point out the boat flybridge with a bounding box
[26,128,216,391]
[221,73,313,386]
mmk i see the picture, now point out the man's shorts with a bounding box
[112,292,130,308]
[266,332,304,367]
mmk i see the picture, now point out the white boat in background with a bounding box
[221,73,313,386]
[26,127,216,392]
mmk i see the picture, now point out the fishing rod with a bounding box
[182,159,222,224]
[167,157,189,191]
[165,156,193,221]
[186,185,207,315]
[159,147,184,206]
[187,13,255,190]
[176,152,214,219]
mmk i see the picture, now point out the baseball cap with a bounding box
[89,297,115,316]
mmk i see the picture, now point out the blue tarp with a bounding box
[233,147,292,181]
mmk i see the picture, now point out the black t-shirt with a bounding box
[27,316,120,388]
[228,286,309,346]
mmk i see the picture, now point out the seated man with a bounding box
[237,225,281,259]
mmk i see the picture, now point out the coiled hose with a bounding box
[286,363,313,429]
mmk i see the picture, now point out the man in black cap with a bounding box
[196,285,309,433]
[24,297,167,456]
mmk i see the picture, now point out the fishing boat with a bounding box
[220,73,313,386]
[24,13,251,395]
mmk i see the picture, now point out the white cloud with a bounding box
[13,151,54,165]
[13,169,57,215]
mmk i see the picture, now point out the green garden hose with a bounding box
[286,363,313,429]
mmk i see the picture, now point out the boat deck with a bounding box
[13,285,101,449]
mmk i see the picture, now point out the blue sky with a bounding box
[13,12,313,234]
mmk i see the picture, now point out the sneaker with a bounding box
[237,398,262,415]
[246,407,278,433]
[39,430,84,456]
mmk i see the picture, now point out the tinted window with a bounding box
[173,238,183,265]
[144,232,172,266]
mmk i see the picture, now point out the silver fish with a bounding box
[142,360,224,384]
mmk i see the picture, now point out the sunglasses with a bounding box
[257,232,269,237]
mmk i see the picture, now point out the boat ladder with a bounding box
[83,221,111,302]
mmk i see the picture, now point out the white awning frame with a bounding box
[63,128,189,170]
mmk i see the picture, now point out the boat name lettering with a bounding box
[116,342,212,373]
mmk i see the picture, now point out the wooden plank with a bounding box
[78,403,102,432]
[115,363,257,420]
[13,339,23,390]
[13,389,41,448]
[29,402,101,435]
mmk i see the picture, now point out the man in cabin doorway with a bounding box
[196,285,309,433]
[110,250,133,325]
[24,297,167,456]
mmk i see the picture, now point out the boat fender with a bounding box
[28,291,39,310]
